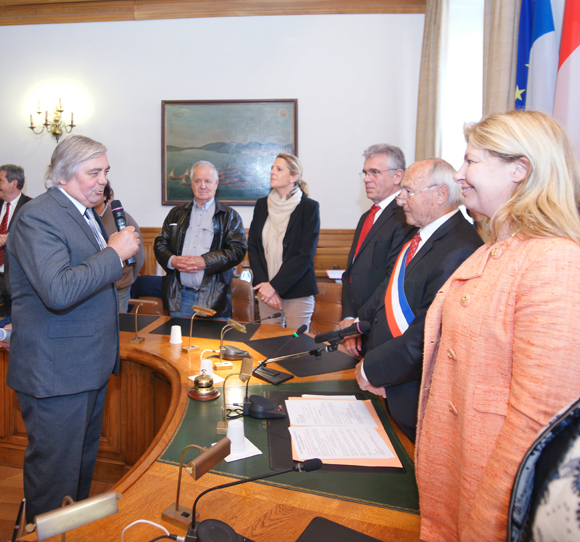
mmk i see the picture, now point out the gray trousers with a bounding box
[17,382,108,522]
[258,295,315,332]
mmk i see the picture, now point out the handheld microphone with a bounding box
[314,321,371,344]
[110,200,136,266]
[185,459,322,541]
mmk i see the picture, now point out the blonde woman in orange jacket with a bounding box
[415,110,580,542]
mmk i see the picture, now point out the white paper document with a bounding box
[301,395,357,400]
[288,426,395,460]
[285,399,377,428]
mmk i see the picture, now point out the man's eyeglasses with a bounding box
[359,168,399,180]
[396,185,439,200]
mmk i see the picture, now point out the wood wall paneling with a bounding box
[0,0,426,26]
[139,227,355,278]
[141,227,160,276]
[0,350,173,484]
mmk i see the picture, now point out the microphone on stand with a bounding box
[254,324,308,373]
[245,312,282,325]
[252,324,308,385]
[314,321,371,344]
[184,459,323,541]
[220,314,283,361]
[256,322,371,370]
[110,200,136,266]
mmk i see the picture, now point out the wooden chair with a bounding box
[309,282,343,335]
[231,277,255,323]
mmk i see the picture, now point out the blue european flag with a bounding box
[516,0,533,109]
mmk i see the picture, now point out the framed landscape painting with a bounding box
[161,99,298,206]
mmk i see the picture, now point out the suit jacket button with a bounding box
[460,294,471,307]
[448,402,458,415]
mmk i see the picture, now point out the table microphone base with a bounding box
[221,345,250,360]
[188,519,253,542]
[253,366,293,385]
[161,503,194,530]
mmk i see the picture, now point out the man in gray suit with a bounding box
[6,135,140,521]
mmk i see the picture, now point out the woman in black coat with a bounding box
[248,153,320,331]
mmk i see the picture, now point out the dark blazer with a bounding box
[2,193,32,233]
[341,198,416,319]
[1,193,32,301]
[248,195,320,299]
[6,187,123,398]
[359,211,483,441]
[154,198,246,318]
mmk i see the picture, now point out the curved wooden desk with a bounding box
[5,317,421,542]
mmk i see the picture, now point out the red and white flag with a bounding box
[553,0,580,154]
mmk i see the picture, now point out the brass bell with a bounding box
[188,369,220,401]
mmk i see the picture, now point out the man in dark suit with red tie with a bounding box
[0,165,32,313]
[353,159,483,441]
[340,145,416,356]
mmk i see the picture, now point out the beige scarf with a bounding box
[263,188,302,280]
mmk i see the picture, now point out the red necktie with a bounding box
[0,202,11,267]
[405,232,421,267]
[354,204,380,259]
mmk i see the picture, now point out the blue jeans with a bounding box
[170,287,200,318]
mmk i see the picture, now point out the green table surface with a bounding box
[158,380,419,513]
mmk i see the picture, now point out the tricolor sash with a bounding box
[384,241,415,337]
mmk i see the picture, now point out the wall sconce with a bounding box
[29,98,75,143]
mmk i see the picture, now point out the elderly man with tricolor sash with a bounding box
[350,158,483,442]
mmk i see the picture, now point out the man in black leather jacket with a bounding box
[154,161,246,318]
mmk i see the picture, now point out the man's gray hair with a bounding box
[0,164,25,191]
[363,144,406,171]
[428,158,463,205]
[44,135,107,189]
[190,160,219,182]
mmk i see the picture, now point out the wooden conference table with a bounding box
[14,315,421,542]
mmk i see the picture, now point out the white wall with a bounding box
[0,14,424,229]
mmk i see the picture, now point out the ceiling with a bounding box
[0,0,426,26]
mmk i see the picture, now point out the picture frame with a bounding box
[161,99,298,206]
